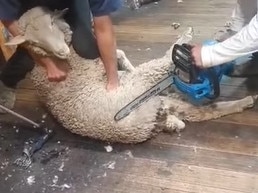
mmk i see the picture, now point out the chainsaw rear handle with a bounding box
[172,43,221,100]
[172,44,199,84]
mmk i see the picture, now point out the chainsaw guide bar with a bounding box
[114,74,174,121]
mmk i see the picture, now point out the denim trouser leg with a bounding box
[65,0,100,59]
[0,47,34,88]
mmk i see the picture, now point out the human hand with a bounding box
[34,56,69,82]
[191,44,204,68]
[46,61,68,82]
[106,80,119,92]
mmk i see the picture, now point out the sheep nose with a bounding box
[55,47,70,59]
[59,47,70,56]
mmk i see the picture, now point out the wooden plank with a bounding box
[125,139,258,174]
[17,80,35,90]
[114,6,232,27]
[101,160,258,193]
[87,180,191,193]
[0,22,15,61]
[214,111,258,126]
[114,25,221,36]
[151,121,258,156]
[16,88,39,102]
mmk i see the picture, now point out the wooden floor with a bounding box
[1,0,258,192]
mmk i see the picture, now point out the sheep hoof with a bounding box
[252,95,258,101]
[246,95,258,107]
[165,115,185,133]
[251,95,258,107]
[116,49,135,72]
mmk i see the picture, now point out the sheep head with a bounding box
[5,6,71,59]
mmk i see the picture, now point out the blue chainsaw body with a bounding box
[172,40,235,103]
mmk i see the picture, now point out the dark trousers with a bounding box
[0,0,100,88]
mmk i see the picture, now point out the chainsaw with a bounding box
[114,40,235,121]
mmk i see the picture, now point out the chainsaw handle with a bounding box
[182,43,220,99]
[181,44,199,83]
[172,43,221,100]
[172,44,199,83]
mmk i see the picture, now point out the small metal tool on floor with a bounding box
[0,104,54,169]
[127,0,161,9]
[14,128,53,169]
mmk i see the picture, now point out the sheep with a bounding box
[6,6,257,143]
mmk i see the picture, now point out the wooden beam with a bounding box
[0,22,15,61]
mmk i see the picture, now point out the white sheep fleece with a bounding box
[17,7,257,143]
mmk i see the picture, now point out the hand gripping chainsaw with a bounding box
[114,40,235,121]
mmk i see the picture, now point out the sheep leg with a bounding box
[116,49,135,72]
[212,96,256,112]
[205,95,257,119]
[160,95,257,122]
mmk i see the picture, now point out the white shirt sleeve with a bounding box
[201,13,258,68]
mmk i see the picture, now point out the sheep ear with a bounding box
[52,8,69,21]
[4,35,26,46]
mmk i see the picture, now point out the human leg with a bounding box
[0,47,34,89]
[64,0,100,59]
[230,0,257,31]
[215,0,257,42]
[0,47,34,112]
